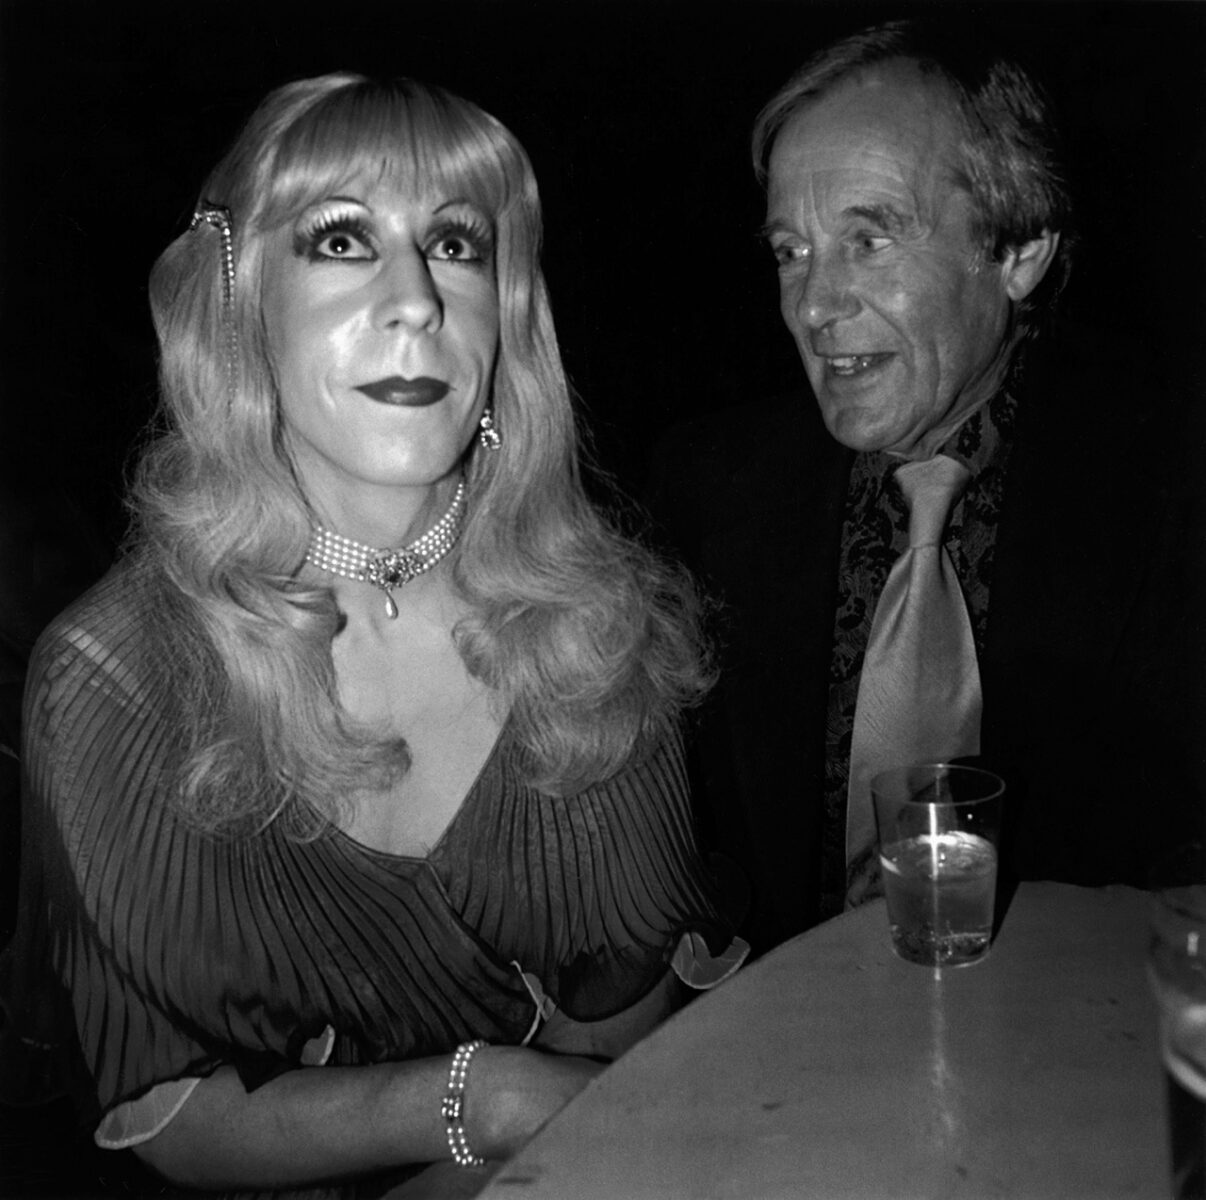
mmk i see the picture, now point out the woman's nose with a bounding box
[373,246,443,332]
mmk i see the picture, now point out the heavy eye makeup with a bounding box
[290,203,495,268]
[293,208,375,262]
[425,210,495,268]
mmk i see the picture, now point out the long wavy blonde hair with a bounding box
[133,73,712,836]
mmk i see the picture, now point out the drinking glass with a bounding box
[1148,847,1206,1199]
[871,763,1005,968]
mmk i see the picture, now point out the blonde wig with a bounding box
[133,74,711,834]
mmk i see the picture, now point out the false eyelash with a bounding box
[293,210,374,261]
[433,215,495,258]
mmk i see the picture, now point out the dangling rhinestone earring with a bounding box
[478,408,502,451]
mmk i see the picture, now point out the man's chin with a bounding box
[822,405,908,455]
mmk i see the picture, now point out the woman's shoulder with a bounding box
[35,549,162,647]
[27,551,174,735]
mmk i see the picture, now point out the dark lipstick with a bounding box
[356,376,450,406]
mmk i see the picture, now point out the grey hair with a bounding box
[752,18,1075,337]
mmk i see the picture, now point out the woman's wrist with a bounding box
[460,1044,605,1160]
[442,1041,489,1167]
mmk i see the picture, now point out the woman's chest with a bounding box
[333,621,505,857]
[130,818,540,1057]
[340,695,504,857]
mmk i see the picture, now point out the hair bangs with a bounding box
[255,79,516,234]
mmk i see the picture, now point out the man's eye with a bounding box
[771,241,810,268]
[854,233,892,254]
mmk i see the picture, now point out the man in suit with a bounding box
[652,19,1204,954]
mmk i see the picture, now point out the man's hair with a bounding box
[133,74,712,834]
[752,19,1075,335]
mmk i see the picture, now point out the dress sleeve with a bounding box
[551,726,748,1018]
[93,1028,334,1150]
[450,724,747,1023]
[0,604,226,1124]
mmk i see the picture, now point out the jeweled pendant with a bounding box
[303,477,466,613]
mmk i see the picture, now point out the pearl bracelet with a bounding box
[442,1040,488,1168]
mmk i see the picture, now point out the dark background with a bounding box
[2,0,1203,567]
[0,0,1203,800]
[0,2,1202,1193]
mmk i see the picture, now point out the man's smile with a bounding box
[824,352,895,377]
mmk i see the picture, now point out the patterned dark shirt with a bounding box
[818,390,1018,918]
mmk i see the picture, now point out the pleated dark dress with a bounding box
[0,553,737,1196]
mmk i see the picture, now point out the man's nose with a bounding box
[372,246,443,333]
[797,250,859,331]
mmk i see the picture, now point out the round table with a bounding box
[474,882,1165,1199]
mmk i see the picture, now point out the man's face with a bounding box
[765,62,1015,460]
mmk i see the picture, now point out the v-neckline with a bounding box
[330,721,509,865]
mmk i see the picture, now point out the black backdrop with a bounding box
[0,0,1203,1187]
[1,0,1204,610]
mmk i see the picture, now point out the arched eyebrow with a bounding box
[311,193,368,209]
[433,196,491,219]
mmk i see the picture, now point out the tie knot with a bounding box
[895,454,971,548]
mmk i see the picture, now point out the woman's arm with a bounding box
[532,968,684,1061]
[133,1046,601,1189]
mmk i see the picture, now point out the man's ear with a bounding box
[1000,230,1060,301]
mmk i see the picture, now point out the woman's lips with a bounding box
[355,376,450,406]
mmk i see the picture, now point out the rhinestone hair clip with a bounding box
[189,200,238,399]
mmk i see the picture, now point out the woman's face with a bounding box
[261,176,500,512]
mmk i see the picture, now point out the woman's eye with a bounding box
[428,224,492,265]
[312,228,373,260]
[294,217,375,263]
[433,235,473,260]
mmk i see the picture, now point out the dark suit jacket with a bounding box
[651,326,1206,953]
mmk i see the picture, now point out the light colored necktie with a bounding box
[845,454,983,896]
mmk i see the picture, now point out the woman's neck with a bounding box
[303,474,469,627]
[311,474,464,551]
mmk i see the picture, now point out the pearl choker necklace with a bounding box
[304,480,467,618]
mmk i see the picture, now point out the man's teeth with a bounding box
[830,355,879,375]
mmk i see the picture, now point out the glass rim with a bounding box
[871,762,1006,806]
